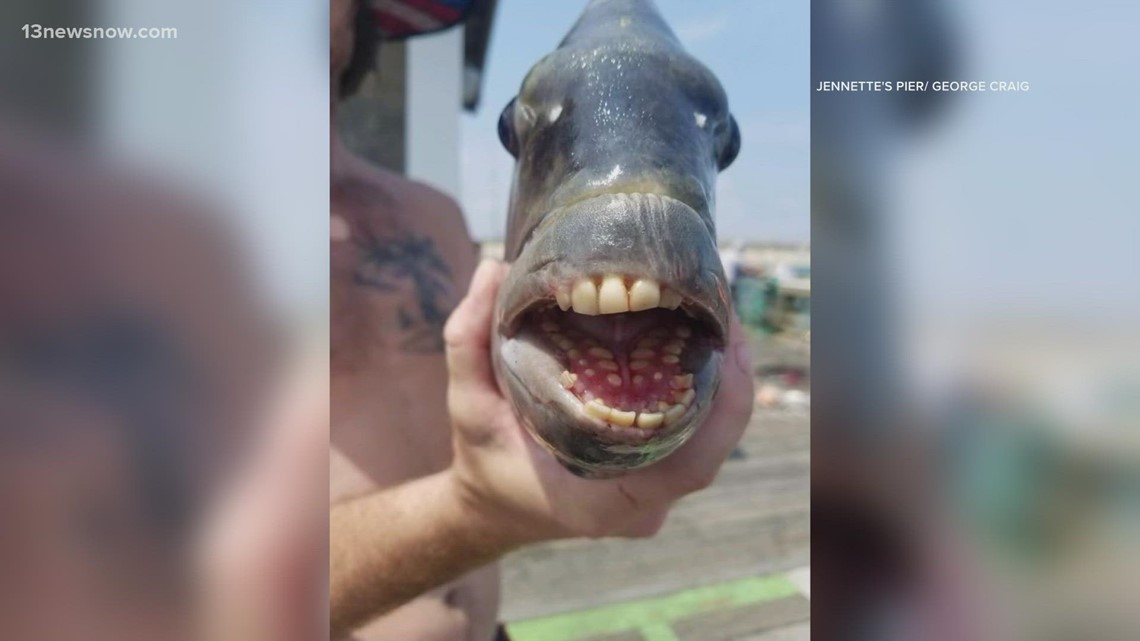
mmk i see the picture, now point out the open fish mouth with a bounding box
[494,192,729,476]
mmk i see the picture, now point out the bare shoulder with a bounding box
[331,162,478,357]
[378,171,479,276]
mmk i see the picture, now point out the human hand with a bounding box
[443,260,754,543]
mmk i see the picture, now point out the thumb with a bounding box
[444,259,508,393]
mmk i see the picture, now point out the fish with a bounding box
[491,0,741,478]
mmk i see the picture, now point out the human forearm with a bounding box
[328,469,522,639]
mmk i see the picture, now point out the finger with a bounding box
[444,259,507,389]
[644,314,754,491]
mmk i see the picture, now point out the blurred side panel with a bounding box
[0,0,94,135]
[0,1,328,640]
[812,1,1139,640]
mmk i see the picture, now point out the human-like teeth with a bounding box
[671,374,693,389]
[588,347,614,359]
[610,409,636,427]
[555,289,571,311]
[598,275,630,314]
[659,289,683,310]
[664,404,686,424]
[636,412,664,429]
[662,355,680,364]
[571,280,599,315]
[584,399,612,420]
[568,276,681,315]
[560,371,578,389]
[628,279,661,311]
[676,389,696,406]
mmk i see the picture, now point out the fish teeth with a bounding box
[628,279,661,311]
[610,409,636,427]
[598,275,630,314]
[584,399,612,421]
[560,371,578,389]
[664,404,686,425]
[564,276,683,315]
[676,388,696,406]
[671,374,693,389]
[659,288,683,310]
[571,280,599,315]
[636,412,664,429]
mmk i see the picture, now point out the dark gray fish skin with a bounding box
[492,0,741,477]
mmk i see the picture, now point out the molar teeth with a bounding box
[664,404,687,425]
[671,374,693,389]
[636,412,664,429]
[628,279,661,311]
[560,371,578,389]
[571,280,599,315]
[584,399,612,421]
[659,289,683,310]
[555,289,572,311]
[677,389,696,406]
[610,409,637,427]
[598,275,630,314]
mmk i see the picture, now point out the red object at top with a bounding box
[370,0,474,39]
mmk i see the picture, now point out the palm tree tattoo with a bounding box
[353,229,454,353]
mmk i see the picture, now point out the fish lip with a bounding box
[498,191,730,343]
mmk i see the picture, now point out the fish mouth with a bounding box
[494,192,729,476]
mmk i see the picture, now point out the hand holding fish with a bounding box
[446,259,754,542]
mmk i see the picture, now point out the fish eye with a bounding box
[498,98,519,157]
[716,115,741,170]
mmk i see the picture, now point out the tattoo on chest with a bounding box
[352,230,455,353]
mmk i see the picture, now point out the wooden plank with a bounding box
[672,596,810,641]
[577,631,646,641]
[729,622,811,641]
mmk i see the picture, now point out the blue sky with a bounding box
[460,0,810,242]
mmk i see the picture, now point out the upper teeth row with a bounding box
[555,275,683,315]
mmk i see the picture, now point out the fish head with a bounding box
[492,0,741,477]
